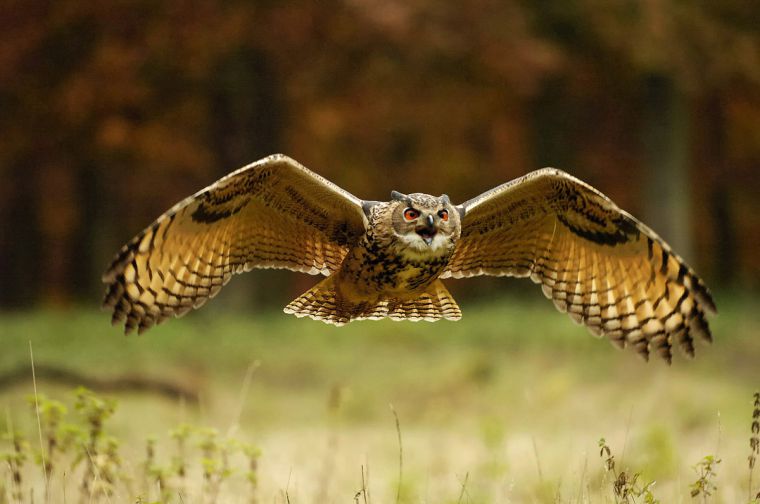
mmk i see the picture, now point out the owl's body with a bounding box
[103,154,716,363]
[285,195,462,324]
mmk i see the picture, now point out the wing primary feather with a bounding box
[446,167,716,362]
[102,155,367,333]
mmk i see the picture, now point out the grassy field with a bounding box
[1,289,759,503]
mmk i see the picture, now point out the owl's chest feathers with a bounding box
[338,232,452,298]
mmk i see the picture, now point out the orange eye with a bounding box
[403,208,419,221]
[438,209,449,222]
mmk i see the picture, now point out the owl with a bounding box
[103,154,716,362]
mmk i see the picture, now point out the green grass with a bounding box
[1,290,759,502]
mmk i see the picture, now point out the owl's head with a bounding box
[385,191,461,254]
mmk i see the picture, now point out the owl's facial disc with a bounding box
[392,194,458,254]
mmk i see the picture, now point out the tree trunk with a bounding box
[705,93,735,285]
[207,48,285,312]
[641,74,693,262]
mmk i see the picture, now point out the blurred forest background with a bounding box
[2,3,760,501]
[1,0,759,309]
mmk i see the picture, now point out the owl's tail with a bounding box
[283,278,462,326]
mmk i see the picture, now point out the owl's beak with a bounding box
[416,215,437,245]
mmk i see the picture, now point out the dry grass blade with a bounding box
[365,460,372,504]
[749,391,760,501]
[457,472,469,504]
[353,464,368,504]
[532,435,543,483]
[228,360,261,437]
[389,404,403,504]
[28,341,49,501]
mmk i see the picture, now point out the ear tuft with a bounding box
[391,190,407,202]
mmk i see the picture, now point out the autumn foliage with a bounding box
[1,0,759,307]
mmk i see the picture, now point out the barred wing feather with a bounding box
[443,168,716,362]
[102,154,366,334]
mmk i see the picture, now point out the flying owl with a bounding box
[102,154,716,362]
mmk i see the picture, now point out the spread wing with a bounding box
[102,154,367,334]
[443,168,716,362]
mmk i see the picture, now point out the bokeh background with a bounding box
[2,1,760,502]
[2,0,760,307]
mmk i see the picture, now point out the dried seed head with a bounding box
[749,391,759,474]
[614,471,627,496]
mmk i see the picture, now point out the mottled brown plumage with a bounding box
[103,154,716,362]
[285,192,462,324]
